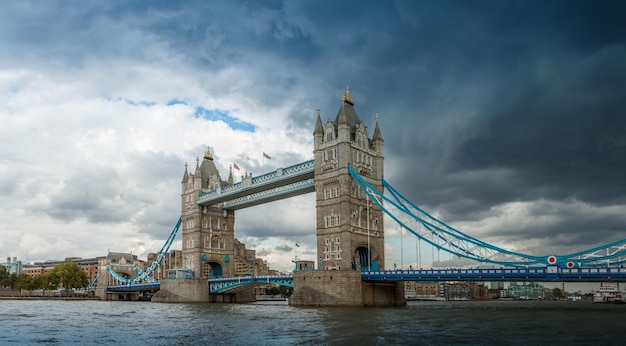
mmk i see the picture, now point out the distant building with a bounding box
[21,257,99,283]
[500,282,545,299]
[1,257,22,275]
[442,282,489,300]
[405,281,488,300]
[232,239,276,276]
[490,281,504,290]
[147,250,183,280]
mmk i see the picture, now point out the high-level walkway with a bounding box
[197,160,314,209]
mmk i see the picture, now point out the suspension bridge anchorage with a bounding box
[95,217,183,300]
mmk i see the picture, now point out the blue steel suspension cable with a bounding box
[348,165,545,266]
[388,177,626,266]
[385,179,626,266]
[131,216,182,282]
[350,166,626,267]
[108,216,182,284]
[382,176,543,262]
[349,166,534,265]
[350,167,500,264]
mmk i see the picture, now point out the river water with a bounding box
[1,299,625,345]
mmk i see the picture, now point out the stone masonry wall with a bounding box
[152,278,209,303]
[290,270,363,306]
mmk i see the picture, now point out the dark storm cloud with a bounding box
[3,0,625,265]
[274,0,626,255]
[368,2,626,225]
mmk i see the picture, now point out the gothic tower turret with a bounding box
[181,146,235,280]
[313,87,385,271]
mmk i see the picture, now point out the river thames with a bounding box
[1,299,625,345]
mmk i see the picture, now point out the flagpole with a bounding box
[262,152,271,169]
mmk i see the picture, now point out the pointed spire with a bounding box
[182,162,189,183]
[227,165,234,185]
[314,106,323,136]
[194,156,201,176]
[373,113,383,141]
[338,101,349,126]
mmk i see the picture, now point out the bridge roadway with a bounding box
[107,266,626,293]
[196,160,314,210]
[362,266,626,282]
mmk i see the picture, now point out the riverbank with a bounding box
[0,296,98,300]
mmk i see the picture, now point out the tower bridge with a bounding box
[148,87,393,305]
[98,88,626,305]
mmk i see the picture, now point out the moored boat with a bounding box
[593,285,623,303]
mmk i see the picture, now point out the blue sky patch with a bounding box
[167,99,187,106]
[123,99,157,107]
[194,106,256,132]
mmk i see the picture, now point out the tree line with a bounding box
[0,262,89,296]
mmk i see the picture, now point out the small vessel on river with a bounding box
[593,285,623,303]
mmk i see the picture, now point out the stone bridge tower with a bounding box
[180,148,236,279]
[291,88,404,306]
[313,87,385,271]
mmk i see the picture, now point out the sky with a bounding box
[1,1,625,274]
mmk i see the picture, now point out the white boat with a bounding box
[593,285,623,303]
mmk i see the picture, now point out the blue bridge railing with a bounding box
[208,275,294,293]
[362,266,626,282]
[106,267,626,293]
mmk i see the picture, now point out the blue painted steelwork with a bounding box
[107,282,161,292]
[104,161,626,294]
[107,217,182,284]
[106,275,293,294]
[223,178,314,209]
[208,275,294,293]
[86,274,98,289]
[196,160,314,208]
[106,266,626,294]
[348,165,626,268]
[362,266,626,282]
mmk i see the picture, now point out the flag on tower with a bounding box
[233,163,240,171]
[263,152,271,159]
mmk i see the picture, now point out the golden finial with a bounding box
[342,85,353,104]
[203,146,213,160]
